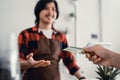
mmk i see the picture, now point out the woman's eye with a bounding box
[52,8,56,11]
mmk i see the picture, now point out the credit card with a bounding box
[63,46,83,53]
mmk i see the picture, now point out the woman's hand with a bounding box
[26,53,51,68]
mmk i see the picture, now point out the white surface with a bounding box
[85,42,112,48]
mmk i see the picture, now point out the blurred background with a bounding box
[0,0,120,80]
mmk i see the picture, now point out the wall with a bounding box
[101,0,120,51]
[0,0,36,36]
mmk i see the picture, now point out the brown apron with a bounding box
[23,38,61,80]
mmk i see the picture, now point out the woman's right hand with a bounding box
[26,53,51,68]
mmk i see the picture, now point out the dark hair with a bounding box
[34,0,59,26]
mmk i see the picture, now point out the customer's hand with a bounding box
[82,45,112,67]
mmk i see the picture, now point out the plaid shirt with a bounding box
[18,26,80,75]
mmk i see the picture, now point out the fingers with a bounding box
[34,60,51,68]
[82,47,92,53]
[85,53,102,64]
[89,55,98,61]
[93,57,102,64]
[82,47,103,65]
[26,53,33,60]
[86,53,91,59]
[85,53,95,59]
[82,48,94,56]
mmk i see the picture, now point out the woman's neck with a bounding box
[38,22,52,30]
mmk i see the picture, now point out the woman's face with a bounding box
[39,2,57,24]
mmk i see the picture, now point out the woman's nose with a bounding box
[48,9,54,15]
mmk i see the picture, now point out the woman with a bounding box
[18,0,86,80]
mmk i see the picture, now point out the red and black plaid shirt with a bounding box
[18,26,80,75]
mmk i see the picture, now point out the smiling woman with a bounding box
[34,0,59,27]
[17,0,87,80]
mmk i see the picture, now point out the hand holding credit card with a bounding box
[63,42,111,54]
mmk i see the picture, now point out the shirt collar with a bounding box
[38,27,57,34]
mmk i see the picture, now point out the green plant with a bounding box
[96,65,120,80]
